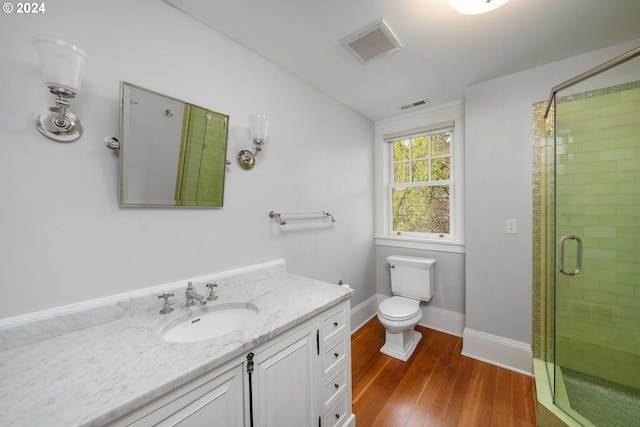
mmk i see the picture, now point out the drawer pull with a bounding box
[334,352,339,358]
[333,321,338,327]
[335,414,340,419]
[334,383,339,389]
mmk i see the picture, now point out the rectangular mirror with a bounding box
[119,82,229,207]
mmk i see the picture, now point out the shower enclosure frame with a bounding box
[544,46,640,118]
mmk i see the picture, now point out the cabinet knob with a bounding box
[335,414,340,419]
[333,321,338,327]
[334,383,339,389]
[334,352,339,358]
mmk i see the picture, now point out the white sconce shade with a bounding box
[238,114,270,170]
[33,36,88,93]
[32,36,88,142]
[249,114,269,143]
[449,0,511,15]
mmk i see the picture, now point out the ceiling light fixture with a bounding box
[449,0,511,15]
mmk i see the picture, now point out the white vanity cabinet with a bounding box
[107,300,354,427]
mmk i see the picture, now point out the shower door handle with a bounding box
[559,234,582,276]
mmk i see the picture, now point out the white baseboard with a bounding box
[419,305,465,337]
[350,294,378,333]
[461,327,533,375]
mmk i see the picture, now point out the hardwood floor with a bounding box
[351,318,537,427]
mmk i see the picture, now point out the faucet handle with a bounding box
[206,282,218,301]
[157,292,174,314]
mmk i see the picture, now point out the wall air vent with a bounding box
[340,19,402,64]
[399,98,430,111]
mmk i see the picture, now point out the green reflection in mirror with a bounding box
[120,82,229,207]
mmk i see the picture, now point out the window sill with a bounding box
[375,235,466,254]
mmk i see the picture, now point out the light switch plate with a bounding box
[506,219,517,234]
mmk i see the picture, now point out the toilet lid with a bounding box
[379,297,420,321]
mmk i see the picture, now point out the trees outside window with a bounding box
[388,128,453,238]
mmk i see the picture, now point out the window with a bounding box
[388,126,453,239]
[387,125,453,239]
[374,101,464,252]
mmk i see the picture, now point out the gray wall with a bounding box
[0,0,376,320]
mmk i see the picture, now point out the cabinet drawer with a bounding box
[323,394,348,427]
[322,337,346,376]
[321,306,347,343]
[322,366,347,408]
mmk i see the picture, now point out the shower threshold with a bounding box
[533,359,586,427]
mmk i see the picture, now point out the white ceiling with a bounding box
[165,0,640,122]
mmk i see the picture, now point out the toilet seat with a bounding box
[378,296,420,321]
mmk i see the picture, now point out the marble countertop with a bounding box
[0,272,352,427]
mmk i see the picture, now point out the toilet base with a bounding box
[380,329,422,362]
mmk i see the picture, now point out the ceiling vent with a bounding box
[399,98,431,111]
[340,20,402,64]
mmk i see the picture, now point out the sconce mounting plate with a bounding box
[34,106,83,142]
[237,149,256,170]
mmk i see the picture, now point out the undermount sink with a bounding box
[162,303,259,343]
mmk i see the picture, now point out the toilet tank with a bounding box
[387,255,436,302]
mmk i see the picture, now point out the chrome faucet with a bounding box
[206,282,218,301]
[185,282,207,307]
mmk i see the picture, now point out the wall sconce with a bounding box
[237,114,269,170]
[449,0,511,14]
[32,36,88,142]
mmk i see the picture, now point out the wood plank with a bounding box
[407,335,460,426]
[441,355,475,426]
[511,371,526,425]
[474,363,499,427]
[354,356,411,426]
[493,367,513,426]
[456,360,487,427]
[352,355,391,404]
[408,332,460,425]
[371,329,440,427]
[525,376,537,426]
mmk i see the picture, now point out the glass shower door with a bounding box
[553,55,640,426]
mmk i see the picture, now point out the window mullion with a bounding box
[390,180,451,189]
[408,143,413,183]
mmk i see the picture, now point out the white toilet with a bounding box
[377,255,436,361]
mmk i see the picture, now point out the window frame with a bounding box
[374,101,465,253]
[387,125,454,240]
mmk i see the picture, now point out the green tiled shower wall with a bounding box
[533,82,640,391]
[532,101,556,367]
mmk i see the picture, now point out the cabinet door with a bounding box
[167,368,241,427]
[251,324,317,427]
[124,364,244,427]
